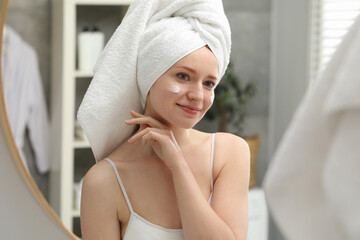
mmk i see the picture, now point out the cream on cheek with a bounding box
[210,94,215,104]
[202,93,214,114]
[167,85,181,93]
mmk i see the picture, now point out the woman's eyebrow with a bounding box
[174,66,218,80]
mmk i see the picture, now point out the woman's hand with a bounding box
[125,111,183,170]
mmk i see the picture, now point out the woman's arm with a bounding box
[80,161,122,240]
[171,133,250,240]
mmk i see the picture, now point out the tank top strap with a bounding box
[104,158,134,213]
[208,133,215,204]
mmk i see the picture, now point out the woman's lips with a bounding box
[176,103,201,115]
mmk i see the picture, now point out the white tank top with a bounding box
[104,133,215,240]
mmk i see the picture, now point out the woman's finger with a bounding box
[130,110,152,120]
[130,110,143,118]
[128,127,150,143]
[142,130,168,148]
[142,130,181,166]
[125,117,165,129]
[128,127,166,143]
[126,111,166,129]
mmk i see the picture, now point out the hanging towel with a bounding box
[77,0,231,162]
[1,25,51,173]
[263,15,360,240]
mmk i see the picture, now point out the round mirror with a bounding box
[0,0,77,238]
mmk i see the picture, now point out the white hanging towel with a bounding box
[263,15,360,240]
[1,25,50,174]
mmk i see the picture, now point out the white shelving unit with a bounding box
[50,0,132,236]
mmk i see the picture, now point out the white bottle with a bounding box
[78,26,105,72]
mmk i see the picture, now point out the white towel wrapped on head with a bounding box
[77,0,231,162]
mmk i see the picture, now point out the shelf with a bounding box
[74,139,91,148]
[75,70,93,78]
[51,1,132,236]
[75,0,132,5]
[72,207,81,218]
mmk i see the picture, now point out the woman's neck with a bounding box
[169,126,192,147]
[142,107,193,147]
[119,127,192,163]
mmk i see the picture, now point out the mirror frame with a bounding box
[0,0,78,238]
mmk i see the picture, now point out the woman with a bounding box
[78,0,249,239]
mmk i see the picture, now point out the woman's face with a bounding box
[145,46,219,129]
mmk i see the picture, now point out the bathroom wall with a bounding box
[224,0,271,189]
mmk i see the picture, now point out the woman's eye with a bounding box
[204,81,215,88]
[177,73,189,81]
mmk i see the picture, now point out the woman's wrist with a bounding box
[168,153,188,174]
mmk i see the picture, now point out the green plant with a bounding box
[204,62,257,134]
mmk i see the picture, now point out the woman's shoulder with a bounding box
[82,159,118,197]
[215,132,249,148]
[190,130,249,149]
[192,129,247,145]
[191,130,249,160]
[213,132,250,166]
[81,159,123,238]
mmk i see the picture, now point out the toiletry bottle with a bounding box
[78,26,105,71]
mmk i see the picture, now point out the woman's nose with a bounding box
[187,83,203,101]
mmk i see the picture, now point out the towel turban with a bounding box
[77,0,231,162]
